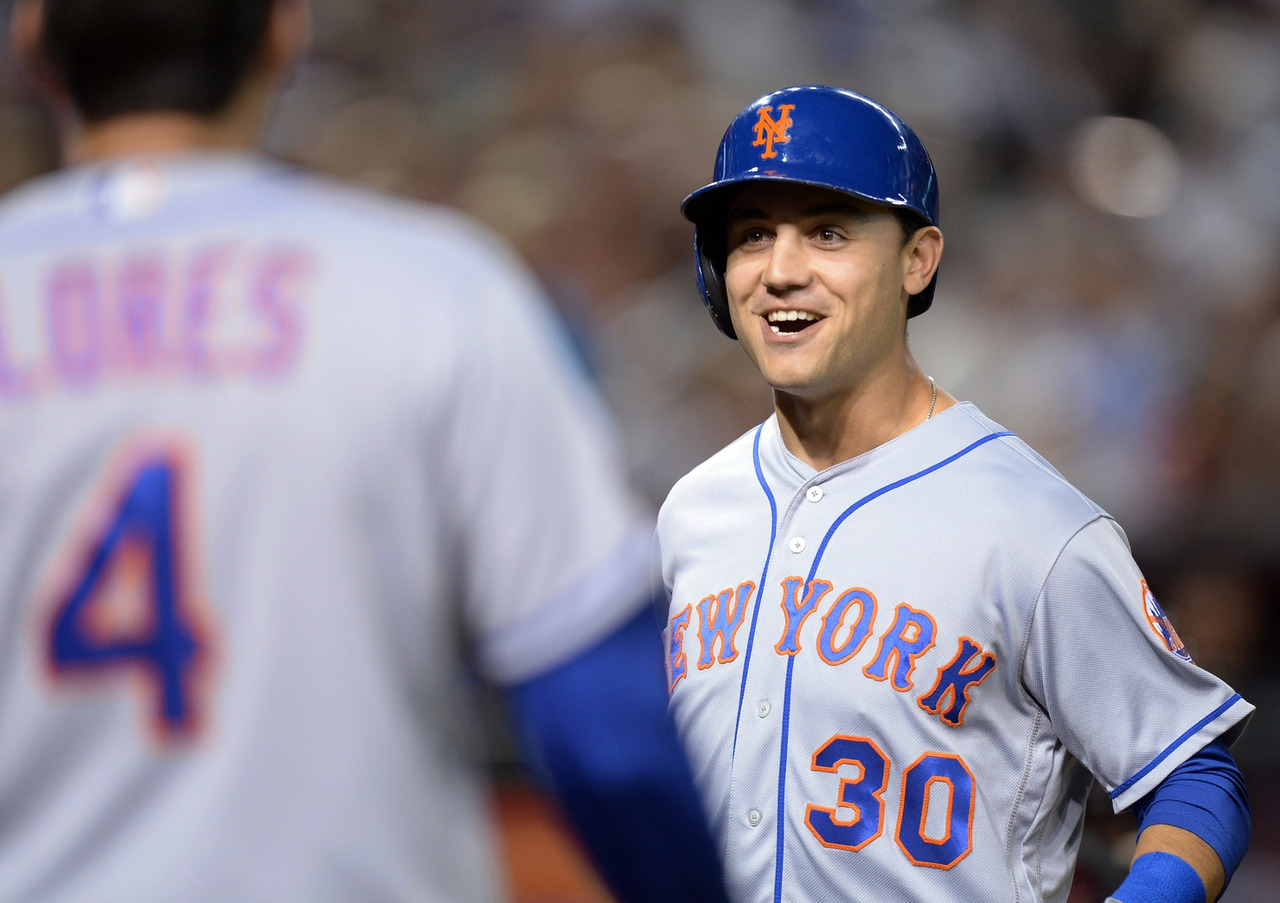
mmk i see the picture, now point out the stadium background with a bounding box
[0,0,1275,900]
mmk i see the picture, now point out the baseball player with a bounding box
[658,85,1251,903]
[0,1,729,901]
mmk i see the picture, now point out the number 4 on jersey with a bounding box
[44,447,212,741]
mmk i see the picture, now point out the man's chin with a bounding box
[764,377,831,403]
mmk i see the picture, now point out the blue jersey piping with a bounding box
[770,429,1013,901]
[1110,693,1244,800]
[732,424,779,764]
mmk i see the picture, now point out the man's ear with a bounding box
[9,0,61,95]
[257,0,311,82]
[902,226,943,297]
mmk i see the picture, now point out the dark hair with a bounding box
[893,208,932,246]
[39,0,276,122]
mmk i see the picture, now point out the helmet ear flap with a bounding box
[694,229,736,339]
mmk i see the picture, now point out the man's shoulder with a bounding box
[278,169,499,246]
[0,154,515,269]
[942,402,1110,530]
[222,166,521,280]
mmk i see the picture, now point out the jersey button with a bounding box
[806,486,823,503]
[788,536,806,553]
[747,808,762,827]
[756,699,771,718]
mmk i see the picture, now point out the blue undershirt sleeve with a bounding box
[1131,737,1250,888]
[505,606,729,903]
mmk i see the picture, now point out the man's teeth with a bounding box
[767,310,820,334]
[767,310,818,323]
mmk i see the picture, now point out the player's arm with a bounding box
[1106,738,1249,903]
[442,241,726,901]
[505,604,730,903]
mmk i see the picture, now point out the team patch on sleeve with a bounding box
[1141,580,1191,662]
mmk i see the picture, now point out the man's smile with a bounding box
[765,309,824,335]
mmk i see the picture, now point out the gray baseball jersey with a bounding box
[657,401,1251,903]
[0,153,650,902]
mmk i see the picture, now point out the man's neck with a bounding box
[65,82,271,164]
[68,113,250,163]
[773,366,948,472]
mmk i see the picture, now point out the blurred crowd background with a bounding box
[1,0,1276,899]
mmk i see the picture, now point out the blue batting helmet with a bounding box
[681,85,941,338]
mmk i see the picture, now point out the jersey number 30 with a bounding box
[44,447,212,741]
[806,735,974,869]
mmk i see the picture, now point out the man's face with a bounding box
[723,182,927,406]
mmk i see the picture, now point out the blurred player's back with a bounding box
[0,147,651,901]
[0,5,734,902]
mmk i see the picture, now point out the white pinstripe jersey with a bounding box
[0,153,650,902]
[657,402,1251,903]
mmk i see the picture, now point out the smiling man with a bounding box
[657,85,1251,903]
[721,183,941,468]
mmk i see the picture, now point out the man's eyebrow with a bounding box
[726,206,768,224]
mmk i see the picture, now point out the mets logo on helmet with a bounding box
[1142,580,1192,661]
[752,104,795,159]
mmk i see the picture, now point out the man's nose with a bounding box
[761,229,811,293]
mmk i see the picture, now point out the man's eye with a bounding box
[739,229,768,245]
[816,228,842,242]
